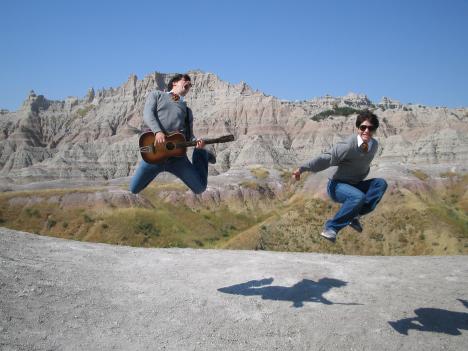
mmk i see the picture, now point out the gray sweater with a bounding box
[299,135,378,184]
[143,90,195,140]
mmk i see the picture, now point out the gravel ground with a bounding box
[1,227,467,351]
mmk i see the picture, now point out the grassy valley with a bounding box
[0,174,467,255]
[225,174,468,255]
[0,185,263,249]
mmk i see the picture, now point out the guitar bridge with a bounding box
[140,144,155,153]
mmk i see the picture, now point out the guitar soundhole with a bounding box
[166,142,175,151]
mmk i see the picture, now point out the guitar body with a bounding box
[139,131,187,164]
[139,131,234,164]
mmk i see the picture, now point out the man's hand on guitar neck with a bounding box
[154,132,206,149]
[154,132,166,146]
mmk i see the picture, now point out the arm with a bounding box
[292,140,349,180]
[143,91,164,134]
[143,91,165,144]
[292,153,331,180]
[299,153,333,173]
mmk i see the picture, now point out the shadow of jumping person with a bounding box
[218,277,361,308]
[388,299,468,336]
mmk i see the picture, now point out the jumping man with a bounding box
[292,110,387,242]
[129,74,215,195]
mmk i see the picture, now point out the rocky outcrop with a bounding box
[0,70,467,186]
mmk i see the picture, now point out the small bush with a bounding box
[76,105,94,117]
[370,232,384,241]
[46,219,57,230]
[250,167,269,180]
[440,171,457,178]
[25,208,40,218]
[398,234,408,243]
[136,221,160,237]
[240,181,261,190]
[412,170,429,181]
[83,213,94,223]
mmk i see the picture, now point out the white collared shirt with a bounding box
[357,134,373,150]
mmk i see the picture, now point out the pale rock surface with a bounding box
[0,71,467,192]
[1,228,467,350]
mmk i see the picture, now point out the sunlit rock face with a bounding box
[1,71,467,185]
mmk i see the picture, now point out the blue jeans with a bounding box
[129,149,209,194]
[325,178,387,233]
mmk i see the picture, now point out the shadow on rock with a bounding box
[389,299,468,336]
[218,277,362,308]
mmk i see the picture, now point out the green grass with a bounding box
[81,204,260,248]
[224,175,468,255]
[0,175,466,255]
[76,105,94,117]
[0,185,262,249]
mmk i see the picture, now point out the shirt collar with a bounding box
[357,134,373,150]
[167,91,184,102]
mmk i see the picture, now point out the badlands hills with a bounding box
[0,71,467,255]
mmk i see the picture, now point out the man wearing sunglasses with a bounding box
[292,110,387,243]
[129,73,215,195]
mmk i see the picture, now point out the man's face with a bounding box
[172,78,192,96]
[357,120,376,143]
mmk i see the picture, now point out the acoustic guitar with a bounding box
[139,131,234,164]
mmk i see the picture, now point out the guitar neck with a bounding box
[138,133,235,156]
[178,137,232,148]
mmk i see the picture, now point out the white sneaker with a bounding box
[321,228,337,243]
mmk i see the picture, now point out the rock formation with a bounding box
[0,70,467,187]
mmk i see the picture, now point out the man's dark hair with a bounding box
[355,110,379,129]
[168,73,191,90]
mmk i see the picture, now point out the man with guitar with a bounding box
[129,74,216,194]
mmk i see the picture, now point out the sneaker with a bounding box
[320,228,337,243]
[349,217,363,233]
[205,146,216,164]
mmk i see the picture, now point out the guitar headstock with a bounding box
[218,135,235,143]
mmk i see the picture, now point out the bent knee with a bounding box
[192,184,207,195]
[129,184,140,194]
[376,178,388,190]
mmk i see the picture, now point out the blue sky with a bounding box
[1,0,467,110]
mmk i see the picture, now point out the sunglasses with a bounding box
[359,124,377,132]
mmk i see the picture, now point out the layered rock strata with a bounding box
[1,71,467,186]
